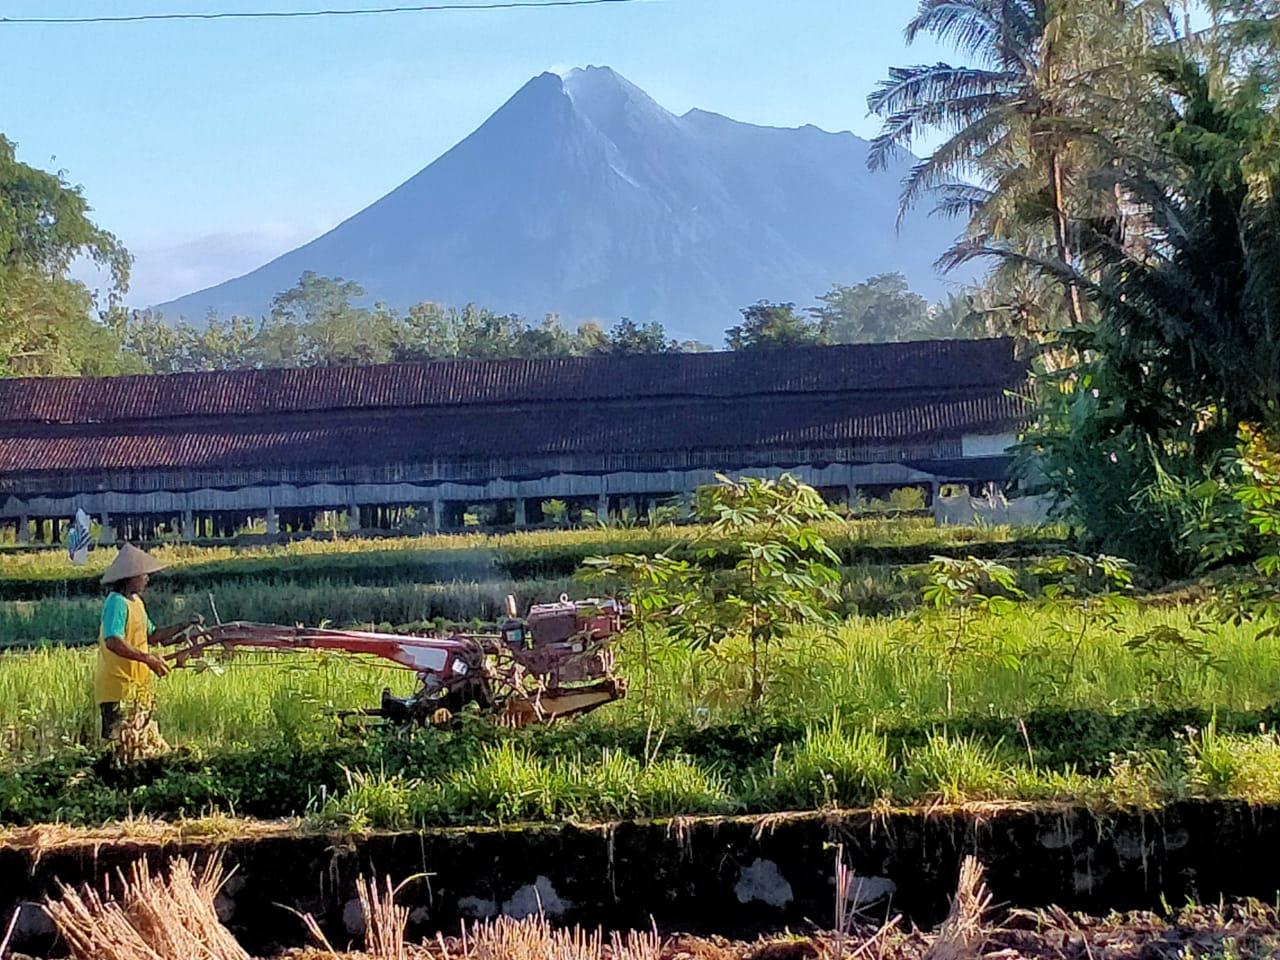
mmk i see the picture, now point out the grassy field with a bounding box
[0,518,1063,586]
[0,519,1066,647]
[4,516,1278,829]
[4,594,1280,827]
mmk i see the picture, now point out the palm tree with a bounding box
[868,0,1175,330]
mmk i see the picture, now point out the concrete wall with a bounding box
[4,802,1280,955]
[933,491,1054,527]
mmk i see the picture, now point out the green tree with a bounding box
[811,273,931,342]
[0,136,136,376]
[514,314,579,357]
[868,0,1169,331]
[916,292,982,340]
[725,301,827,350]
[606,318,675,355]
[268,271,394,367]
[0,136,129,292]
[1019,53,1280,574]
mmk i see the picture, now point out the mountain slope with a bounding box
[156,66,964,343]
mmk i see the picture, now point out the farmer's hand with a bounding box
[145,653,171,678]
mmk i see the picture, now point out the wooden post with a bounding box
[16,516,29,544]
[514,498,527,527]
[348,502,360,533]
[265,506,279,535]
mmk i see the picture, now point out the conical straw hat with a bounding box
[100,544,167,584]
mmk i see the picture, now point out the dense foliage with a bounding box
[875,0,1280,577]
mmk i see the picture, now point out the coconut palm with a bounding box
[868,0,1176,330]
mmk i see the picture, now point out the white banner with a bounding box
[66,508,92,566]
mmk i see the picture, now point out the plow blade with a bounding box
[502,679,626,725]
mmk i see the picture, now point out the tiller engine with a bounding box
[166,595,626,726]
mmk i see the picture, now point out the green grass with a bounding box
[6,517,1280,829]
[5,598,1280,827]
[0,576,585,649]
[5,603,1278,756]
[0,519,1065,599]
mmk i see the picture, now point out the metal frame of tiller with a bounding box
[164,597,627,727]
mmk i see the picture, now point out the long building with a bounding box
[0,338,1029,542]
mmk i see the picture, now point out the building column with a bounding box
[99,512,114,544]
[265,506,279,536]
[846,484,859,509]
[431,499,442,532]
[15,516,28,544]
[182,509,195,541]
[597,490,608,522]
[514,498,527,527]
[348,501,361,533]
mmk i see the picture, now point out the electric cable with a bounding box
[0,0,648,25]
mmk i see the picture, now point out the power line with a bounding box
[0,0,645,25]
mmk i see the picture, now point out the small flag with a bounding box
[66,508,92,565]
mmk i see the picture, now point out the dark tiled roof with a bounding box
[0,339,1025,425]
[0,341,1030,479]
[0,392,1026,473]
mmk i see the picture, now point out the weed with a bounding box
[753,713,896,808]
[903,733,1009,804]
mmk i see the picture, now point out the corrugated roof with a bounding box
[0,391,1027,474]
[0,339,1025,425]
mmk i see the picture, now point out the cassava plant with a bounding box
[1025,552,1135,702]
[1212,423,1280,635]
[577,551,691,711]
[902,556,1026,718]
[584,474,844,707]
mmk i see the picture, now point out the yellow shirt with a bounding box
[94,593,154,704]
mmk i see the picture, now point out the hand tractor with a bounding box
[165,595,627,726]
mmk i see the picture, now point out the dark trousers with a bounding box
[100,702,120,739]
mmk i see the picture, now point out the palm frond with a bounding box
[932,181,997,219]
[895,108,1016,217]
[868,63,1020,121]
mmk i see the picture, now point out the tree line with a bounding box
[119,269,998,373]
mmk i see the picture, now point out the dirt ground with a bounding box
[268,901,1280,960]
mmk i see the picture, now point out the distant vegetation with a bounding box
[113,270,988,373]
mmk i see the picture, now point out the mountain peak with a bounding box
[562,65,671,126]
[154,69,961,340]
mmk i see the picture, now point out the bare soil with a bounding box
[261,902,1280,960]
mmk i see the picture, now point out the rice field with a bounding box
[3,518,1278,828]
[6,601,1280,749]
[0,517,1062,587]
[4,594,1280,826]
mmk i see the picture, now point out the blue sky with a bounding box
[1,0,949,308]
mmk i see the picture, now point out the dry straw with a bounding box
[441,914,660,960]
[358,874,412,960]
[43,854,248,960]
[924,856,991,960]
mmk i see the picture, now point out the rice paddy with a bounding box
[2,519,1279,829]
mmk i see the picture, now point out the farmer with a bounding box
[95,544,201,740]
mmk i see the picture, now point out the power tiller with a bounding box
[165,595,627,726]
